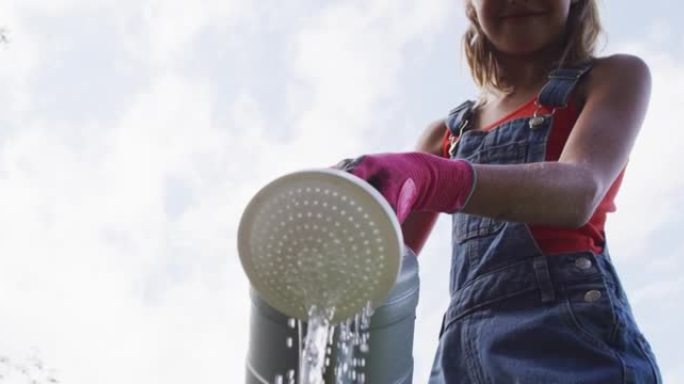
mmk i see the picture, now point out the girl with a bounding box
[342,0,663,382]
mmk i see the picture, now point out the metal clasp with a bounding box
[529,102,556,129]
[448,118,470,157]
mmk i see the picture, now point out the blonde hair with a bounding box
[463,0,602,93]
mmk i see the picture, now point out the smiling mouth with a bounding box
[501,12,545,20]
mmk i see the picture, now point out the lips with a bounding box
[501,11,545,20]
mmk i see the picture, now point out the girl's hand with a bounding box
[335,152,476,223]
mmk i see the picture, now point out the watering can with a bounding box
[238,168,420,383]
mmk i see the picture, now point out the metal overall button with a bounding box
[528,115,546,129]
[529,102,556,129]
[574,257,592,270]
[584,289,602,303]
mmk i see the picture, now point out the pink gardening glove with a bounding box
[335,152,476,223]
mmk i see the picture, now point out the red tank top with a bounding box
[441,97,624,255]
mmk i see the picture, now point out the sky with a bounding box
[0,0,683,383]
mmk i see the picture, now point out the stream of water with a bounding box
[275,302,373,384]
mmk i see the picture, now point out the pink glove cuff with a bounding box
[340,152,477,223]
[418,155,476,214]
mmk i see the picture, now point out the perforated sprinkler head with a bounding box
[238,168,403,323]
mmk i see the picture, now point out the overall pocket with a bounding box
[561,277,619,350]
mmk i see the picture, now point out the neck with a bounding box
[493,44,565,95]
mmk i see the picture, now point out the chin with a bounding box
[497,43,547,56]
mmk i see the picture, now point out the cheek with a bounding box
[470,0,500,30]
[476,11,501,38]
[543,12,571,43]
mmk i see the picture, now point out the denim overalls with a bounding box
[428,63,663,384]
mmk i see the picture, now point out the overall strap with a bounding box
[444,100,476,157]
[537,61,594,108]
[445,100,475,137]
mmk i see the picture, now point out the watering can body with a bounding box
[246,247,420,384]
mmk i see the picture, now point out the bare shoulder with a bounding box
[574,54,651,110]
[416,119,448,155]
[594,54,650,81]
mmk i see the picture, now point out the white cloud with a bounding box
[113,0,257,69]
[0,72,249,381]
[0,4,41,124]
[284,0,453,165]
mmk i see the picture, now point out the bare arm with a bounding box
[461,55,652,227]
[401,120,448,254]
